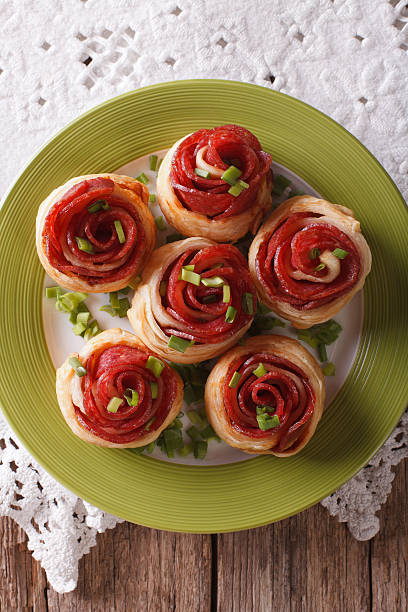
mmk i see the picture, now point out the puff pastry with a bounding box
[157,124,273,243]
[36,174,156,293]
[127,237,257,364]
[205,335,325,456]
[248,195,372,328]
[56,329,183,448]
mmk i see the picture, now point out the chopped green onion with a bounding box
[163,428,183,451]
[251,316,286,333]
[135,173,149,184]
[150,154,158,171]
[159,281,167,296]
[183,264,195,271]
[184,384,203,405]
[109,291,120,309]
[87,200,108,213]
[187,410,204,426]
[238,179,249,189]
[253,363,267,378]
[221,165,242,185]
[180,268,201,286]
[69,357,87,377]
[72,321,86,336]
[99,305,117,317]
[318,343,328,362]
[145,441,156,453]
[114,220,126,244]
[187,426,201,442]
[107,396,122,413]
[148,193,156,203]
[258,301,271,315]
[288,189,305,198]
[200,425,218,440]
[257,413,280,430]
[178,443,193,457]
[222,284,231,303]
[296,331,320,349]
[45,286,62,299]
[58,292,87,312]
[323,362,336,376]
[332,248,348,259]
[225,305,237,323]
[124,388,139,407]
[272,174,291,196]
[167,334,192,353]
[242,292,254,315]
[228,182,245,197]
[118,297,130,318]
[119,286,131,295]
[83,320,101,341]
[201,276,224,287]
[228,371,241,388]
[146,355,165,378]
[150,381,158,399]
[166,233,183,243]
[132,445,147,455]
[194,168,211,179]
[75,237,94,254]
[309,247,320,260]
[315,263,326,272]
[194,440,208,459]
[155,216,166,231]
[145,417,156,431]
[313,319,342,345]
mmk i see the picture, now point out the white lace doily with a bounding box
[0,0,407,593]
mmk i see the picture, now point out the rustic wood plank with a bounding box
[371,458,408,612]
[216,501,372,612]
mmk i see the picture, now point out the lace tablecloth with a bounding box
[0,0,407,593]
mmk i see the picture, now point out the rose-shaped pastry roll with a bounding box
[36,174,156,292]
[249,195,371,328]
[157,124,273,242]
[205,335,325,456]
[56,329,183,448]
[127,237,257,363]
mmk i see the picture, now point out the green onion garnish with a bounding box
[146,355,165,378]
[57,292,87,312]
[159,281,167,296]
[228,182,245,197]
[150,381,158,399]
[69,357,87,377]
[315,263,326,272]
[201,276,224,287]
[155,216,166,231]
[83,320,101,341]
[45,286,62,299]
[75,237,94,254]
[107,396,122,413]
[119,285,130,294]
[124,388,139,407]
[150,154,158,171]
[167,334,192,353]
[145,441,156,453]
[148,193,156,203]
[256,413,280,431]
[99,304,117,317]
[318,343,328,362]
[117,297,130,318]
[288,189,305,198]
[242,292,254,315]
[221,165,242,185]
[253,363,267,378]
[194,168,211,179]
[178,443,193,457]
[313,319,342,345]
[187,426,201,442]
[109,291,120,309]
[309,247,320,260]
[222,284,231,303]
[251,316,285,333]
[296,331,320,349]
[272,174,291,196]
[164,428,183,453]
[166,233,183,243]
[200,425,218,440]
[323,362,336,376]
[77,312,90,327]
[72,317,87,336]
[258,301,271,315]
[87,200,108,213]
[133,445,147,455]
[228,371,241,388]
[180,267,201,286]
[135,173,149,184]
[145,417,156,431]
[238,179,249,189]
[114,220,125,244]
[225,305,237,323]
[194,440,208,459]
[187,410,204,426]
[332,248,348,259]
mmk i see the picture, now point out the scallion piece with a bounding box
[257,413,280,431]
[58,292,87,312]
[194,168,211,179]
[187,426,201,442]
[225,305,237,323]
[180,267,201,286]
[309,247,320,260]
[228,182,245,197]
[242,292,254,315]
[272,174,291,196]
[145,441,156,453]
[222,284,231,303]
[107,396,122,413]
[124,388,139,407]
[194,440,208,459]
[150,381,158,399]
[228,371,241,388]
[221,165,242,185]
[163,428,183,452]
[238,179,249,189]
[118,297,130,318]
[253,363,267,378]
[318,343,328,362]
[109,292,120,310]
[148,193,156,203]
[168,334,191,353]
[146,355,165,378]
[187,410,204,426]
[45,286,62,299]
[75,237,94,254]
[135,173,149,184]
[332,248,348,259]
[119,286,131,295]
[145,417,156,431]
[323,362,336,376]
[83,320,101,341]
[133,445,147,455]
[99,304,117,317]
[150,154,158,171]
[72,321,86,336]
[69,357,87,377]
[77,312,90,327]
[200,425,218,440]
[155,216,166,231]
[258,301,271,315]
[296,331,320,349]
[315,263,326,272]
[178,443,193,457]
[201,276,224,287]
[114,220,125,244]
[87,200,108,213]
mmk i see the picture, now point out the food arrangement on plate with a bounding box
[36,124,372,460]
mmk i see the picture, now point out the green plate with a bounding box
[0,80,407,532]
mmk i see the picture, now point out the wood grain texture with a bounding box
[0,459,406,611]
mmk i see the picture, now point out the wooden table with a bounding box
[0,459,406,611]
